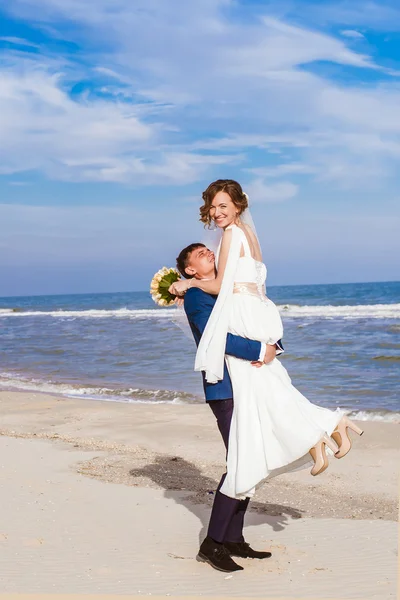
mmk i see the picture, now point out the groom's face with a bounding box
[186,246,216,279]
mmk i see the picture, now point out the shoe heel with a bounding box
[309,434,332,476]
[331,416,364,459]
[323,433,340,454]
[344,416,364,436]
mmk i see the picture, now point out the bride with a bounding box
[170,179,363,500]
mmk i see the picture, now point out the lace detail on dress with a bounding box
[255,260,269,304]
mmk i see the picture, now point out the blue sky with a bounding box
[1,0,399,296]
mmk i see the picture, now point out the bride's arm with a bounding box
[169,229,233,296]
[190,229,232,295]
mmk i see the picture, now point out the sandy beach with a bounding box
[0,390,398,598]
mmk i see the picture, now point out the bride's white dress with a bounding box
[195,224,345,500]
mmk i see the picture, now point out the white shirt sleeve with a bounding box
[258,342,266,362]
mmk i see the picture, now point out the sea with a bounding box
[0,281,399,422]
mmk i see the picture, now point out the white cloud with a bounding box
[319,86,400,133]
[247,163,318,178]
[0,0,400,190]
[0,55,244,184]
[295,2,400,32]
[340,29,365,39]
[0,61,151,177]
[67,151,243,184]
[189,134,312,152]
[245,179,298,203]
[0,36,40,48]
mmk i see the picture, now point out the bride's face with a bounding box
[209,191,238,229]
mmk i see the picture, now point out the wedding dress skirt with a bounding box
[218,236,344,500]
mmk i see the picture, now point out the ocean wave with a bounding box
[1,303,400,320]
[280,303,400,319]
[0,373,399,422]
[347,409,400,423]
[0,373,200,404]
[0,307,174,319]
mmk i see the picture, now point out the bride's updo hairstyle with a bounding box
[200,179,248,228]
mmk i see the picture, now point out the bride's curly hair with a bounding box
[200,179,248,228]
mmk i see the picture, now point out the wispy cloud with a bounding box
[247,163,318,178]
[293,1,400,32]
[340,29,365,39]
[0,60,153,181]
[0,0,400,193]
[245,179,299,203]
[0,50,245,184]
[0,36,40,48]
[1,1,400,292]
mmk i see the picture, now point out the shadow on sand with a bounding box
[129,454,303,547]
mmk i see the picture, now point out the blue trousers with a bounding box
[207,398,250,543]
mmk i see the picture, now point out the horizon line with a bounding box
[1,279,399,300]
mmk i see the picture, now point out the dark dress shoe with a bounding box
[197,536,244,572]
[223,541,272,559]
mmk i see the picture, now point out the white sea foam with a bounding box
[347,410,400,423]
[1,303,400,319]
[0,373,398,421]
[0,373,197,404]
[280,303,400,319]
[0,307,174,319]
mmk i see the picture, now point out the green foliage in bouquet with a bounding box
[150,267,181,306]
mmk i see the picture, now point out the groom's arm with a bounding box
[226,332,263,362]
[184,289,276,363]
[228,337,283,361]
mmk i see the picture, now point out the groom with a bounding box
[176,242,283,573]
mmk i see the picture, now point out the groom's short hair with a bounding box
[176,243,206,279]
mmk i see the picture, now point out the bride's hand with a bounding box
[174,297,184,307]
[251,361,264,368]
[169,279,192,296]
[251,345,276,368]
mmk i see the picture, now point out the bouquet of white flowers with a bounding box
[150,267,181,306]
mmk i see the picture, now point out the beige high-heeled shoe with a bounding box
[331,415,364,459]
[309,434,340,476]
